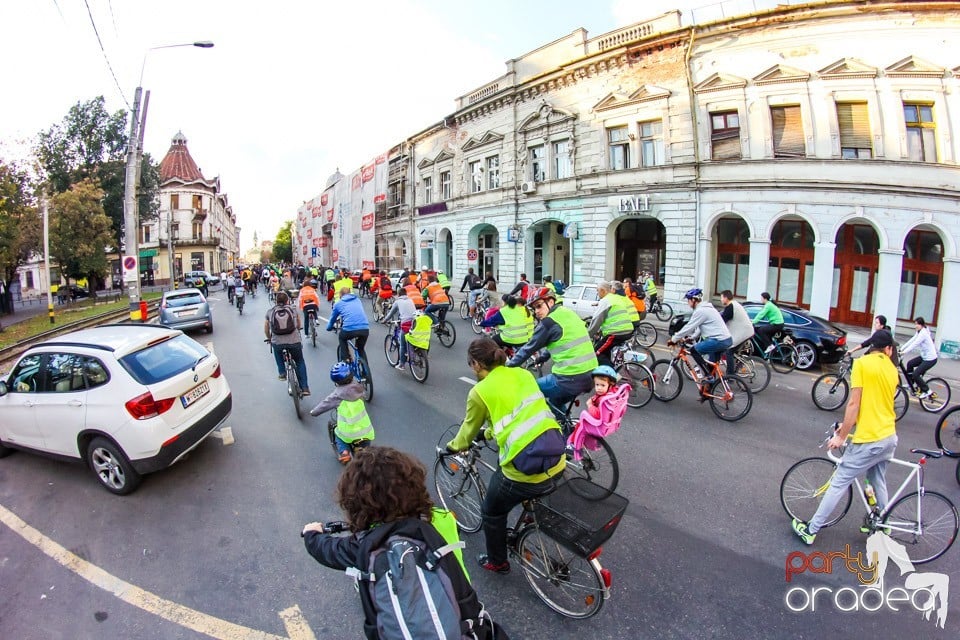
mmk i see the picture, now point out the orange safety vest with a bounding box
[424,282,449,305]
[378,276,394,299]
[625,283,646,313]
[405,284,425,308]
[361,269,372,282]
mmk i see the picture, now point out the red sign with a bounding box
[374,194,386,205]
[326,208,334,222]
[318,237,328,248]
[302,246,308,256]
[362,260,376,269]
[361,213,374,231]
[362,164,375,183]
[312,238,320,248]
[312,207,321,218]
[351,174,362,190]
[375,153,387,165]
[332,249,339,262]
[307,229,313,239]
[321,193,329,206]
[123,256,136,270]
[467,249,478,261]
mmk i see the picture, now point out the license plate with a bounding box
[177,309,198,317]
[181,381,210,408]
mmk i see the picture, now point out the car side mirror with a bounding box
[0,381,7,397]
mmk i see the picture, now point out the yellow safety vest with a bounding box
[335,398,374,443]
[548,306,598,376]
[430,507,468,580]
[499,305,534,345]
[405,315,433,350]
[436,272,450,288]
[600,294,637,335]
[333,277,353,302]
[472,366,565,482]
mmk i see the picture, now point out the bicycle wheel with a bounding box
[327,420,339,455]
[892,385,909,422]
[678,358,701,382]
[516,527,605,619]
[651,359,682,401]
[383,334,400,366]
[708,376,752,422]
[433,457,484,534]
[436,320,456,348]
[311,327,317,348]
[565,438,618,497]
[357,357,373,403]
[409,348,429,383]
[779,457,850,528]
[632,322,657,348]
[471,313,483,335]
[733,355,771,394]
[288,367,302,420]
[919,378,951,413]
[882,490,959,564]
[770,343,798,374]
[616,362,654,408]
[372,298,383,322]
[934,405,960,456]
[459,300,470,320]
[654,302,673,322]
[811,373,849,411]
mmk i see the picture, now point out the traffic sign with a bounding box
[466,249,478,261]
[122,255,139,282]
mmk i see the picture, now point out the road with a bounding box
[1,290,958,639]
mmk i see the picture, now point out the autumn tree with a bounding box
[273,221,293,263]
[48,180,114,294]
[0,160,41,313]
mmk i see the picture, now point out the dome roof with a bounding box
[159,131,206,183]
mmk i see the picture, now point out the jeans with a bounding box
[273,343,308,391]
[468,289,482,309]
[906,357,937,393]
[338,329,369,363]
[691,337,732,375]
[302,304,319,336]
[537,373,594,416]
[424,303,450,325]
[808,435,898,534]
[482,469,557,565]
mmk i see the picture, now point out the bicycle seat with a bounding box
[910,448,943,459]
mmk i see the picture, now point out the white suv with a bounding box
[0,324,232,495]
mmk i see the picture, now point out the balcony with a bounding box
[192,208,209,222]
[176,236,219,247]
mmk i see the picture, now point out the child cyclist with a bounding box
[309,362,373,464]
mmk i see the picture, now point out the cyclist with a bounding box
[327,286,370,363]
[461,267,483,316]
[269,270,281,295]
[404,281,426,310]
[792,330,898,546]
[309,362,373,464]
[298,279,322,338]
[261,268,272,291]
[241,266,253,293]
[587,281,639,368]
[507,273,531,302]
[480,294,534,349]
[436,270,451,297]
[281,269,295,292]
[194,274,208,297]
[622,277,647,318]
[718,290,755,373]
[852,315,892,354]
[234,274,246,311]
[323,265,336,295]
[422,275,451,325]
[752,291,784,355]
[506,287,598,411]
[359,267,372,296]
[264,291,309,396]
[225,272,236,304]
[376,269,393,301]
[900,317,937,399]
[416,268,431,291]
[332,271,354,304]
[542,275,556,296]
[641,271,658,310]
[667,288,732,387]
[382,287,417,369]
[446,337,566,574]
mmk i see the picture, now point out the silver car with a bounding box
[158,288,213,333]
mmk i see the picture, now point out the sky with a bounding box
[0,0,778,251]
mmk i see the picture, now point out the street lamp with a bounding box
[122,41,213,320]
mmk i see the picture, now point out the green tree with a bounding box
[49,180,113,294]
[273,221,293,263]
[35,97,160,250]
[0,160,41,316]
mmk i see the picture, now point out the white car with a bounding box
[559,284,600,320]
[0,325,231,495]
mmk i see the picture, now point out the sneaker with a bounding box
[917,390,932,399]
[338,451,352,465]
[792,518,816,545]
[477,554,510,575]
[395,363,406,370]
[278,374,286,381]
[301,389,311,397]
[764,344,776,354]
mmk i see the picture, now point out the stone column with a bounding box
[696,234,712,293]
[808,242,836,319]
[874,249,904,330]
[746,238,771,301]
[935,258,960,352]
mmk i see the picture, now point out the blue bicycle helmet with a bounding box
[591,365,619,383]
[684,287,703,301]
[330,362,353,384]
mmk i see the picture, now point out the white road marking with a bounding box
[0,503,315,640]
[458,377,477,386]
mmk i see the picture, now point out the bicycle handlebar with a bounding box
[300,521,349,537]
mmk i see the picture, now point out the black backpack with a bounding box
[270,305,297,335]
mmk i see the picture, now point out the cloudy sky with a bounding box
[1,0,782,250]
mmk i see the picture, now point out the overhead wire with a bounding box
[81,0,130,109]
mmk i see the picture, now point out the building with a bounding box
[296,1,960,353]
[145,132,240,283]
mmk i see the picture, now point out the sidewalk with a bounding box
[0,285,171,329]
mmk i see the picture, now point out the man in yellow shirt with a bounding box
[792,330,899,545]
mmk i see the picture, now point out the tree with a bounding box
[48,180,113,294]
[273,221,293,263]
[35,97,160,250]
[0,160,41,314]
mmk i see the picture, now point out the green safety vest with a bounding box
[547,306,598,376]
[430,507,468,580]
[473,366,564,482]
[436,272,450,288]
[325,269,336,281]
[333,278,353,301]
[600,294,638,336]
[645,279,658,296]
[405,315,433,349]
[499,305,534,345]
[335,398,374,443]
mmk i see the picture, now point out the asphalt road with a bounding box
[1,290,958,639]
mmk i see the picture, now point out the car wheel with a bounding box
[793,341,818,370]
[0,440,14,458]
[86,437,142,495]
[206,322,214,334]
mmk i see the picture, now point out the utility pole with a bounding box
[122,87,143,320]
[43,199,54,324]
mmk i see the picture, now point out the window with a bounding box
[904,103,937,162]
[639,120,663,167]
[192,222,203,240]
[423,176,433,203]
[771,106,804,158]
[486,156,500,189]
[9,354,42,393]
[139,225,151,244]
[836,102,872,159]
[43,354,88,393]
[119,334,210,385]
[170,194,179,210]
[25,271,34,288]
[607,127,630,170]
[192,194,202,211]
[553,140,572,178]
[469,161,483,193]
[440,171,451,199]
[710,111,741,160]
[171,223,179,240]
[80,356,109,389]
[530,145,545,182]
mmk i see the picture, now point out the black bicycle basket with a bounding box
[534,478,629,557]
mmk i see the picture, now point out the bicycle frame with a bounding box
[668,343,731,399]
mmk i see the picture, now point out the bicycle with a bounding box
[548,401,621,496]
[933,405,960,472]
[780,423,959,564]
[383,321,429,383]
[326,417,371,460]
[371,295,393,323]
[742,329,798,374]
[647,297,673,322]
[337,334,374,402]
[305,308,319,348]
[651,338,753,421]
[469,296,493,335]
[608,341,655,408]
[434,442,625,618]
[897,349,951,413]
[810,353,908,420]
[431,313,457,348]
[720,350,771,395]
[629,321,658,349]
[267,340,303,420]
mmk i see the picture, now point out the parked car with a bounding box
[183,270,219,287]
[54,284,90,301]
[0,325,232,494]
[741,302,847,370]
[158,288,213,333]
[559,283,600,320]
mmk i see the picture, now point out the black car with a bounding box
[741,302,847,370]
[55,284,90,301]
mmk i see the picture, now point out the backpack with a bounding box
[270,305,297,335]
[349,519,503,640]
